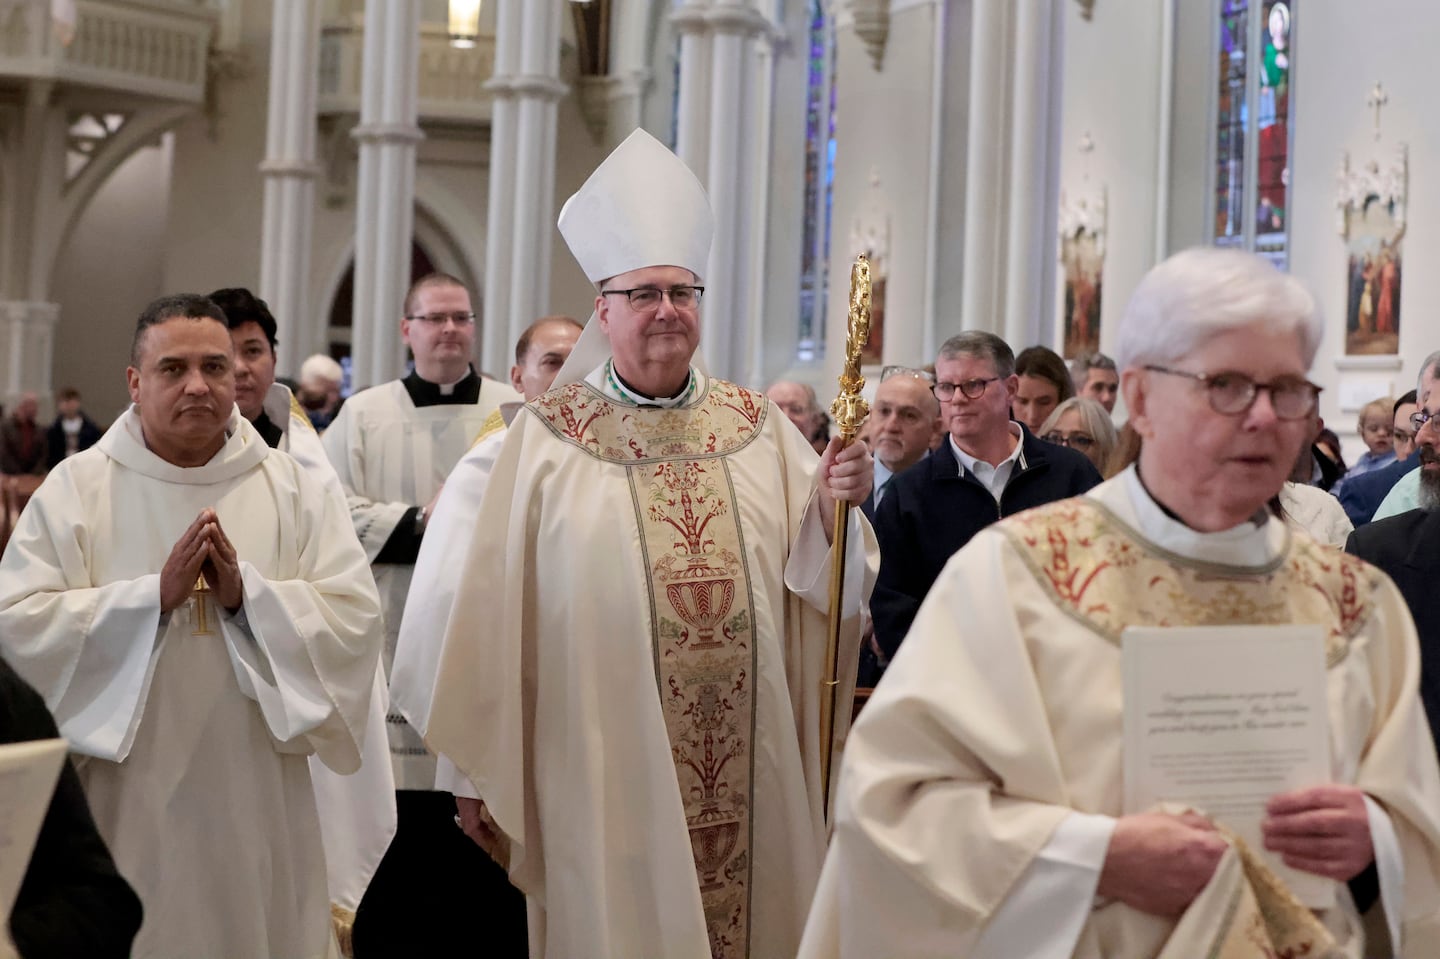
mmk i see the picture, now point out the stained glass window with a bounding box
[797,0,836,362]
[1211,0,1294,269]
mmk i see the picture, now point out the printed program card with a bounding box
[1122,624,1332,908]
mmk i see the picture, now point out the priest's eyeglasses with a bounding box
[405,311,476,327]
[933,377,1000,401]
[601,285,705,312]
[1144,365,1321,420]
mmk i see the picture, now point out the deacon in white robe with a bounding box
[211,284,396,947]
[800,249,1440,959]
[425,130,878,959]
[321,273,518,953]
[0,297,383,959]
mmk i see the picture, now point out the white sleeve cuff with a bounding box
[970,812,1115,959]
[1363,793,1404,953]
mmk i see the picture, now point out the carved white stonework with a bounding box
[850,0,891,71]
[319,15,496,125]
[0,301,57,401]
[1058,186,1107,257]
[64,111,128,184]
[0,0,216,104]
[1335,144,1407,236]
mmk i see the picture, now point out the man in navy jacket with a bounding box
[870,332,1102,665]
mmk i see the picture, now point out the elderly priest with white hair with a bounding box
[423,129,878,959]
[0,294,384,959]
[798,248,1440,959]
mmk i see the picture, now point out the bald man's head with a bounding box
[511,316,583,400]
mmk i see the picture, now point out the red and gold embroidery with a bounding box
[1000,500,1376,665]
[529,379,766,463]
[537,380,762,957]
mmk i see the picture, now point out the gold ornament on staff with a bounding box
[821,254,872,821]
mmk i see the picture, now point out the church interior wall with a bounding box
[1284,0,1438,464]
[933,0,975,361]
[51,137,173,421]
[1054,0,1164,364]
[827,3,941,383]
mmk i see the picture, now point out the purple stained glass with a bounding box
[798,0,835,358]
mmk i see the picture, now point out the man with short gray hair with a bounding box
[869,330,1101,660]
[1069,351,1119,413]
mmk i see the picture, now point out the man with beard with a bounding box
[1346,387,1440,750]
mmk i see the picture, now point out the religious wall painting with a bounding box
[1337,145,1407,356]
[1058,187,1106,359]
[848,211,889,366]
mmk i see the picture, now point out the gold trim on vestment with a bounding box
[290,394,316,432]
[470,407,506,449]
[998,499,1374,668]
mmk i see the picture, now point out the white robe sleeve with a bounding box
[217,465,385,774]
[0,469,167,761]
[1364,794,1405,953]
[784,494,876,619]
[391,430,504,739]
[322,398,413,561]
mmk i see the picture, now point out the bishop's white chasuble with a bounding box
[425,371,876,959]
[0,407,383,959]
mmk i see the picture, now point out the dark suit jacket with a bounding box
[1345,508,1440,747]
[870,428,1102,659]
[1339,454,1418,527]
[44,414,104,471]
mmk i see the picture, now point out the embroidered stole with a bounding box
[533,379,768,959]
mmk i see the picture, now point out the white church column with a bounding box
[259,0,321,378]
[350,0,421,389]
[481,0,564,373]
[673,0,774,382]
[959,0,1007,337]
[1001,0,1062,349]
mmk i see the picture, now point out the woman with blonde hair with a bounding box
[1038,396,1116,476]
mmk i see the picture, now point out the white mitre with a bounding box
[553,128,715,389]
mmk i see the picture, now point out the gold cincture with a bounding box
[821,254,872,821]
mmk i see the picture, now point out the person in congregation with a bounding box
[1340,388,1421,526]
[1071,350,1120,414]
[390,314,583,957]
[0,392,45,475]
[1039,395,1117,474]
[423,129,878,958]
[863,366,943,515]
[869,330,1101,661]
[44,387,103,466]
[298,352,346,431]
[1013,344,1075,435]
[320,272,520,955]
[209,285,395,951]
[799,248,1440,959]
[769,378,832,454]
[0,294,384,958]
[1347,384,1440,751]
[1371,354,1440,523]
[2,655,142,959]
[1332,396,1398,500]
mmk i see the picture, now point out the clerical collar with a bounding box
[402,367,481,407]
[1133,462,1268,529]
[601,358,698,408]
[252,410,284,450]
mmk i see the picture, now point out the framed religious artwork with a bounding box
[1058,187,1106,359]
[1337,144,1407,356]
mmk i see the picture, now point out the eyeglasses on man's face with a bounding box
[932,377,1000,401]
[1043,431,1095,451]
[1394,427,1416,446]
[601,285,705,312]
[1409,408,1440,435]
[1143,365,1320,420]
[405,311,476,327]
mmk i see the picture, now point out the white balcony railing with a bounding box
[0,0,216,103]
[318,14,495,125]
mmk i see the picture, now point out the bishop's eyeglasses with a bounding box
[601,285,705,312]
[1143,366,1321,420]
